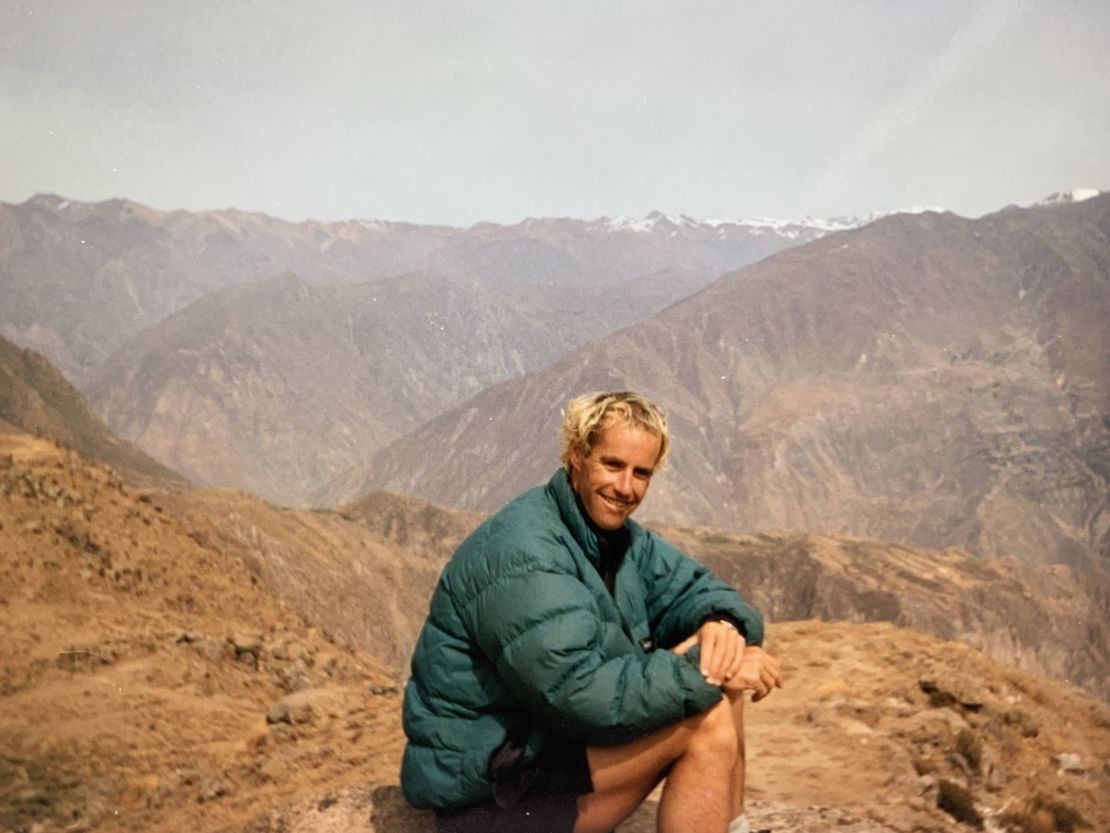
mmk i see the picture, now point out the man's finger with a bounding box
[699,626,722,683]
[700,622,742,685]
[673,635,698,655]
[724,644,744,676]
[761,651,783,687]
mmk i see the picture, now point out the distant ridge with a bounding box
[0,192,860,385]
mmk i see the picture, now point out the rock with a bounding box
[195,636,227,663]
[267,688,344,727]
[982,757,1006,792]
[267,701,293,725]
[1001,709,1039,738]
[905,706,970,735]
[946,752,973,779]
[197,776,231,803]
[230,631,263,669]
[918,679,983,711]
[1053,752,1085,774]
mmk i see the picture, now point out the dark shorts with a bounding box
[435,735,594,833]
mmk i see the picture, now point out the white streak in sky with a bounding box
[810,0,1030,208]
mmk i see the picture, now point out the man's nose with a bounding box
[614,469,633,495]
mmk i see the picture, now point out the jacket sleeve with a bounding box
[638,532,764,649]
[464,565,723,745]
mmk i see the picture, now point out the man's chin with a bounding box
[595,502,634,529]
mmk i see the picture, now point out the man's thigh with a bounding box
[576,700,735,833]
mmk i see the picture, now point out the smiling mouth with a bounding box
[601,495,632,512]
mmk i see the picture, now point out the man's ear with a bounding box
[568,441,585,471]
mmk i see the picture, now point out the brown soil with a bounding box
[2,433,1108,833]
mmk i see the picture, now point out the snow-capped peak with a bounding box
[596,207,946,237]
[601,212,700,233]
[1036,188,1101,207]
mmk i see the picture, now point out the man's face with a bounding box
[568,419,662,531]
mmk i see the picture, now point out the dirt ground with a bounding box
[2,433,1108,833]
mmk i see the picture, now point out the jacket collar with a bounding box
[547,468,639,566]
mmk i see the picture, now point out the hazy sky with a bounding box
[2,0,1108,226]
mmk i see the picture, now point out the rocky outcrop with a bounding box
[656,527,1110,701]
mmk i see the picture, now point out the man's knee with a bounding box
[728,693,745,738]
[686,698,739,761]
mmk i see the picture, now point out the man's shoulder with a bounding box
[451,479,574,572]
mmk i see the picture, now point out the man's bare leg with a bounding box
[656,699,736,833]
[727,692,746,823]
[574,698,738,833]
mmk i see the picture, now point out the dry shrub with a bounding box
[1036,798,1086,833]
[999,796,1088,833]
[955,729,982,772]
[936,779,983,828]
[999,808,1053,833]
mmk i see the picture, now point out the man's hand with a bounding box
[672,627,783,701]
[722,645,782,702]
[696,619,745,686]
[672,620,744,686]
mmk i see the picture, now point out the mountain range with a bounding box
[0,194,846,386]
[3,189,1107,569]
[2,306,1109,830]
[322,194,1110,576]
[1,192,871,504]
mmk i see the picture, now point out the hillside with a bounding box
[167,485,1110,699]
[654,526,1110,701]
[84,264,738,504]
[86,271,582,503]
[160,487,477,674]
[321,196,1110,573]
[0,335,184,487]
[0,433,399,833]
[2,436,1108,832]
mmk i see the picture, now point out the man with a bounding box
[402,391,782,833]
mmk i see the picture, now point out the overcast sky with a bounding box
[2,0,1108,226]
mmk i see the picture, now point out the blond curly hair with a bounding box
[559,391,670,473]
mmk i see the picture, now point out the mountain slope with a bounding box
[161,487,478,673]
[87,271,595,503]
[0,433,397,833]
[170,480,1110,698]
[0,335,184,487]
[321,196,1110,570]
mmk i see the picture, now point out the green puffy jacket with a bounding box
[401,469,764,809]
